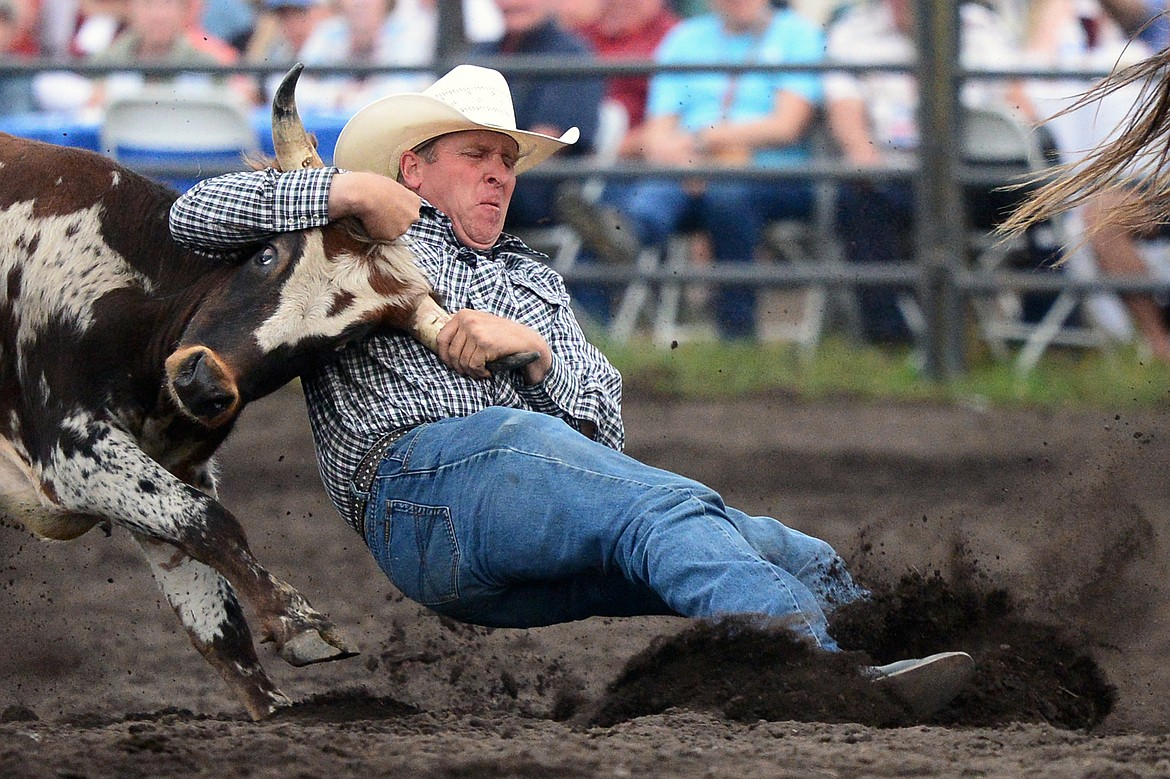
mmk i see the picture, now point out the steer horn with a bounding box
[273,64,325,171]
[271,66,538,376]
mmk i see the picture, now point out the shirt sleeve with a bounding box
[645,23,690,120]
[169,167,337,256]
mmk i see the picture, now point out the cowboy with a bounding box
[169,64,974,717]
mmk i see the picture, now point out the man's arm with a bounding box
[514,293,625,449]
[169,168,420,254]
[826,96,880,166]
[696,91,816,157]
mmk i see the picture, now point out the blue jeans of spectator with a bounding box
[576,177,813,339]
[630,178,813,339]
[835,182,917,344]
[568,181,639,324]
[360,406,865,650]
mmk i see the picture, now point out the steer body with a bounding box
[0,132,435,718]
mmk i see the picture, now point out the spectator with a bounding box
[573,0,679,157]
[824,0,1020,344]
[471,0,603,231]
[1073,0,1170,360]
[1001,10,1170,358]
[556,0,679,323]
[1011,0,1147,345]
[569,0,824,340]
[0,0,35,116]
[244,0,330,105]
[296,0,437,113]
[90,0,240,107]
[201,0,256,51]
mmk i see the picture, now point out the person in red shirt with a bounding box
[573,0,679,157]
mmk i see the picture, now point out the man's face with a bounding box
[131,0,188,49]
[401,130,520,251]
[274,6,318,49]
[494,0,554,34]
[709,0,770,32]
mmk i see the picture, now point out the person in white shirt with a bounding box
[824,0,1022,344]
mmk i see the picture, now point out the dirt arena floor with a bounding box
[5,381,1170,777]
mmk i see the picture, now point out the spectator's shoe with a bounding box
[555,186,641,265]
[867,651,974,718]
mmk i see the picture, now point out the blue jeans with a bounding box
[360,407,865,650]
[625,178,813,339]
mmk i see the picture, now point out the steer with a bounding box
[0,67,523,719]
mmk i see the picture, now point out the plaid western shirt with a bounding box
[169,167,625,532]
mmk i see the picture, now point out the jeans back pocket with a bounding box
[378,500,460,606]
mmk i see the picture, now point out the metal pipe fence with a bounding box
[2,0,1163,376]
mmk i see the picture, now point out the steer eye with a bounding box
[255,246,277,267]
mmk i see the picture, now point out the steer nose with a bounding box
[165,346,241,427]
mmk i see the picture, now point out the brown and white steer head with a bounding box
[164,64,531,428]
[164,228,435,427]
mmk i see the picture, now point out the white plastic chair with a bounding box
[100,87,259,191]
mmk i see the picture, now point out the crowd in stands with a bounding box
[1,0,1168,353]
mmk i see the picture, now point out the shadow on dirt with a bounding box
[271,690,420,724]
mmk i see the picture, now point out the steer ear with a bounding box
[272,64,325,172]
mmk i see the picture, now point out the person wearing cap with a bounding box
[243,0,329,105]
[246,0,327,65]
[169,64,975,717]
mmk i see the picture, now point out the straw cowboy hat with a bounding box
[333,64,580,178]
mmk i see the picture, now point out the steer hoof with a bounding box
[242,687,294,722]
[279,629,359,667]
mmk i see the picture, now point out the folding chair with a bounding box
[100,87,259,192]
[959,106,1110,373]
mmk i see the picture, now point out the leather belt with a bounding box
[351,425,416,535]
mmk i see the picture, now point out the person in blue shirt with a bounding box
[472,0,603,231]
[579,0,823,340]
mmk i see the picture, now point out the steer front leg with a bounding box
[134,534,291,720]
[49,422,357,670]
